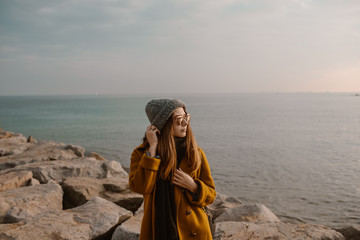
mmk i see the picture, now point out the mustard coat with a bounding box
[129,143,216,240]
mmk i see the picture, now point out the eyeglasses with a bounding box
[174,114,191,126]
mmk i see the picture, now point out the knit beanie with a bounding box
[145,98,186,131]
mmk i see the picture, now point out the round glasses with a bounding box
[174,114,191,126]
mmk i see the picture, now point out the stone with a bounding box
[0,141,85,170]
[208,193,243,219]
[1,158,128,183]
[135,202,144,215]
[27,136,37,143]
[27,178,40,186]
[336,226,360,240]
[69,196,132,238]
[0,197,133,240]
[0,134,32,157]
[0,183,63,223]
[64,144,85,158]
[90,152,107,160]
[0,171,32,192]
[112,212,142,240]
[216,203,280,223]
[62,177,143,213]
[214,221,345,240]
[0,130,17,139]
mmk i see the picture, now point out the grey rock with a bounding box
[0,183,63,223]
[112,212,142,240]
[26,136,37,143]
[64,144,85,158]
[62,177,143,213]
[336,226,360,240]
[27,178,40,186]
[0,196,132,240]
[214,221,345,240]
[216,203,280,223]
[0,171,32,192]
[0,134,32,157]
[208,193,243,219]
[0,130,17,139]
[1,158,128,183]
[0,141,85,170]
[90,152,107,160]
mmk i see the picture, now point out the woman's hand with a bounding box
[173,168,198,193]
[146,125,160,157]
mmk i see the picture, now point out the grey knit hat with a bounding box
[145,98,186,131]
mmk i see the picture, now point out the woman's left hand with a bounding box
[173,168,198,193]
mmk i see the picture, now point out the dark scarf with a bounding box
[154,137,187,240]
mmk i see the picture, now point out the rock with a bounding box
[1,158,128,183]
[0,134,32,157]
[336,226,360,240]
[90,152,107,160]
[0,197,133,240]
[0,130,17,139]
[214,221,345,240]
[135,202,144,215]
[26,136,37,143]
[0,222,25,233]
[0,141,86,170]
[69,196,133,238]
[27,178,40,186]
[62,177,143,213]
[64,144,85,158]
[208,193,243,219]
[0,171,33,192]
[112,212,142,240]
[0,183,63,223]
[216,203,280,223]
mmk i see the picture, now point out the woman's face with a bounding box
[172,107,189,138]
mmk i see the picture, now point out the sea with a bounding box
[0,93,359,228]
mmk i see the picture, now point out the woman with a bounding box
[129,98,216,240]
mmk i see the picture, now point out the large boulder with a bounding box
[215,203,280,223]
[214,221,345,240]
[0,171,33,192]
[0,130,17,139]
[0,141,85,170]
[336,226,360,240]
[0,133,32,157]
[112,212,142,240]
[0,158,128,183]
[0,197,133,240]
[62,177,143,212]
[0,183,63,223]
[208,193,243,219]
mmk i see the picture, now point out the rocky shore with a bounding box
[0,128,358,240]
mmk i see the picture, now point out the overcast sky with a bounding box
[0,0,359,95]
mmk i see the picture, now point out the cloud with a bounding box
[0,0,360,95]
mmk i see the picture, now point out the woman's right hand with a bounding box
[146,125,160,157]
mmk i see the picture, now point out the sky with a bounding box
[0,0,359,95]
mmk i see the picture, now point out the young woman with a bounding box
[129,98,216,240]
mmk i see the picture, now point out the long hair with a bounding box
[142,110,201,180]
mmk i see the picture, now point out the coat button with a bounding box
[186,210,191,215]
[191,232,197,236]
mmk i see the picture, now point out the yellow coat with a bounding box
[129,143,216,240]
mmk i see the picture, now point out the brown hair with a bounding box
[142,110,201,180]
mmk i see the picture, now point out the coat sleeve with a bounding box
[186,148,216,207]
[128,146,161,194]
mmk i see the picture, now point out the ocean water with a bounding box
[0,93,359,228]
